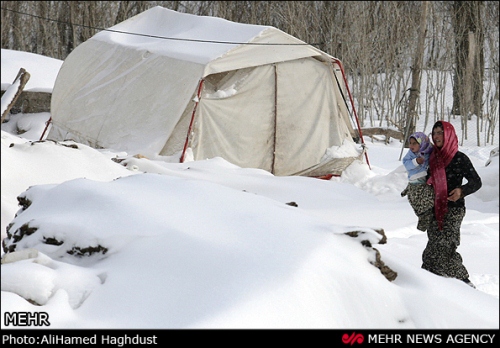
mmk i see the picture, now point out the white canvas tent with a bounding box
[48,6,364,176]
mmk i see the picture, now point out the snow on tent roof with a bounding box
[91,6,331,74]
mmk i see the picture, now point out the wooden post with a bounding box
[1,68,31,123]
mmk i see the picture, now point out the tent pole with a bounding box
[39,117,52,141]
[272,64,277,175]
[180,79,204,163]
[332,58,371,169]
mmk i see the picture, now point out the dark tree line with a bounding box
[1,1,498,145]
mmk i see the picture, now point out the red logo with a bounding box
[342,332,364,345]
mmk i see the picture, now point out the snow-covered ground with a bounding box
[1,46,498,330]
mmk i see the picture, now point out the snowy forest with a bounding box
[1,1,499,146]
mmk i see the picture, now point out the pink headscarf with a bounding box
[427,121,458,230]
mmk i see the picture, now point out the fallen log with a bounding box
[361,127,404,144]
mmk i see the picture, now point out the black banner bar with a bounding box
[1,329,498,345]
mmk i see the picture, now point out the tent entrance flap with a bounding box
[273,58,354,176]
[189,65,276,173]
[178,58,360,177]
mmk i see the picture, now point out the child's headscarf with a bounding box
[409,131,433,155]
[426,121,459,230]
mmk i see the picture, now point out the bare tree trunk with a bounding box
[56,2,72,57]
[36,1,48,56]
[10,1,23,50]
[1,1,13,47]
[452,2,483,116]
[452,1,485,145]
[406,1,429,138]
[473,2,485,121]
[115,1,135,24]
[473,2,485,145]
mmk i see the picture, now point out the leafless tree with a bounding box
[1,1,498,146]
